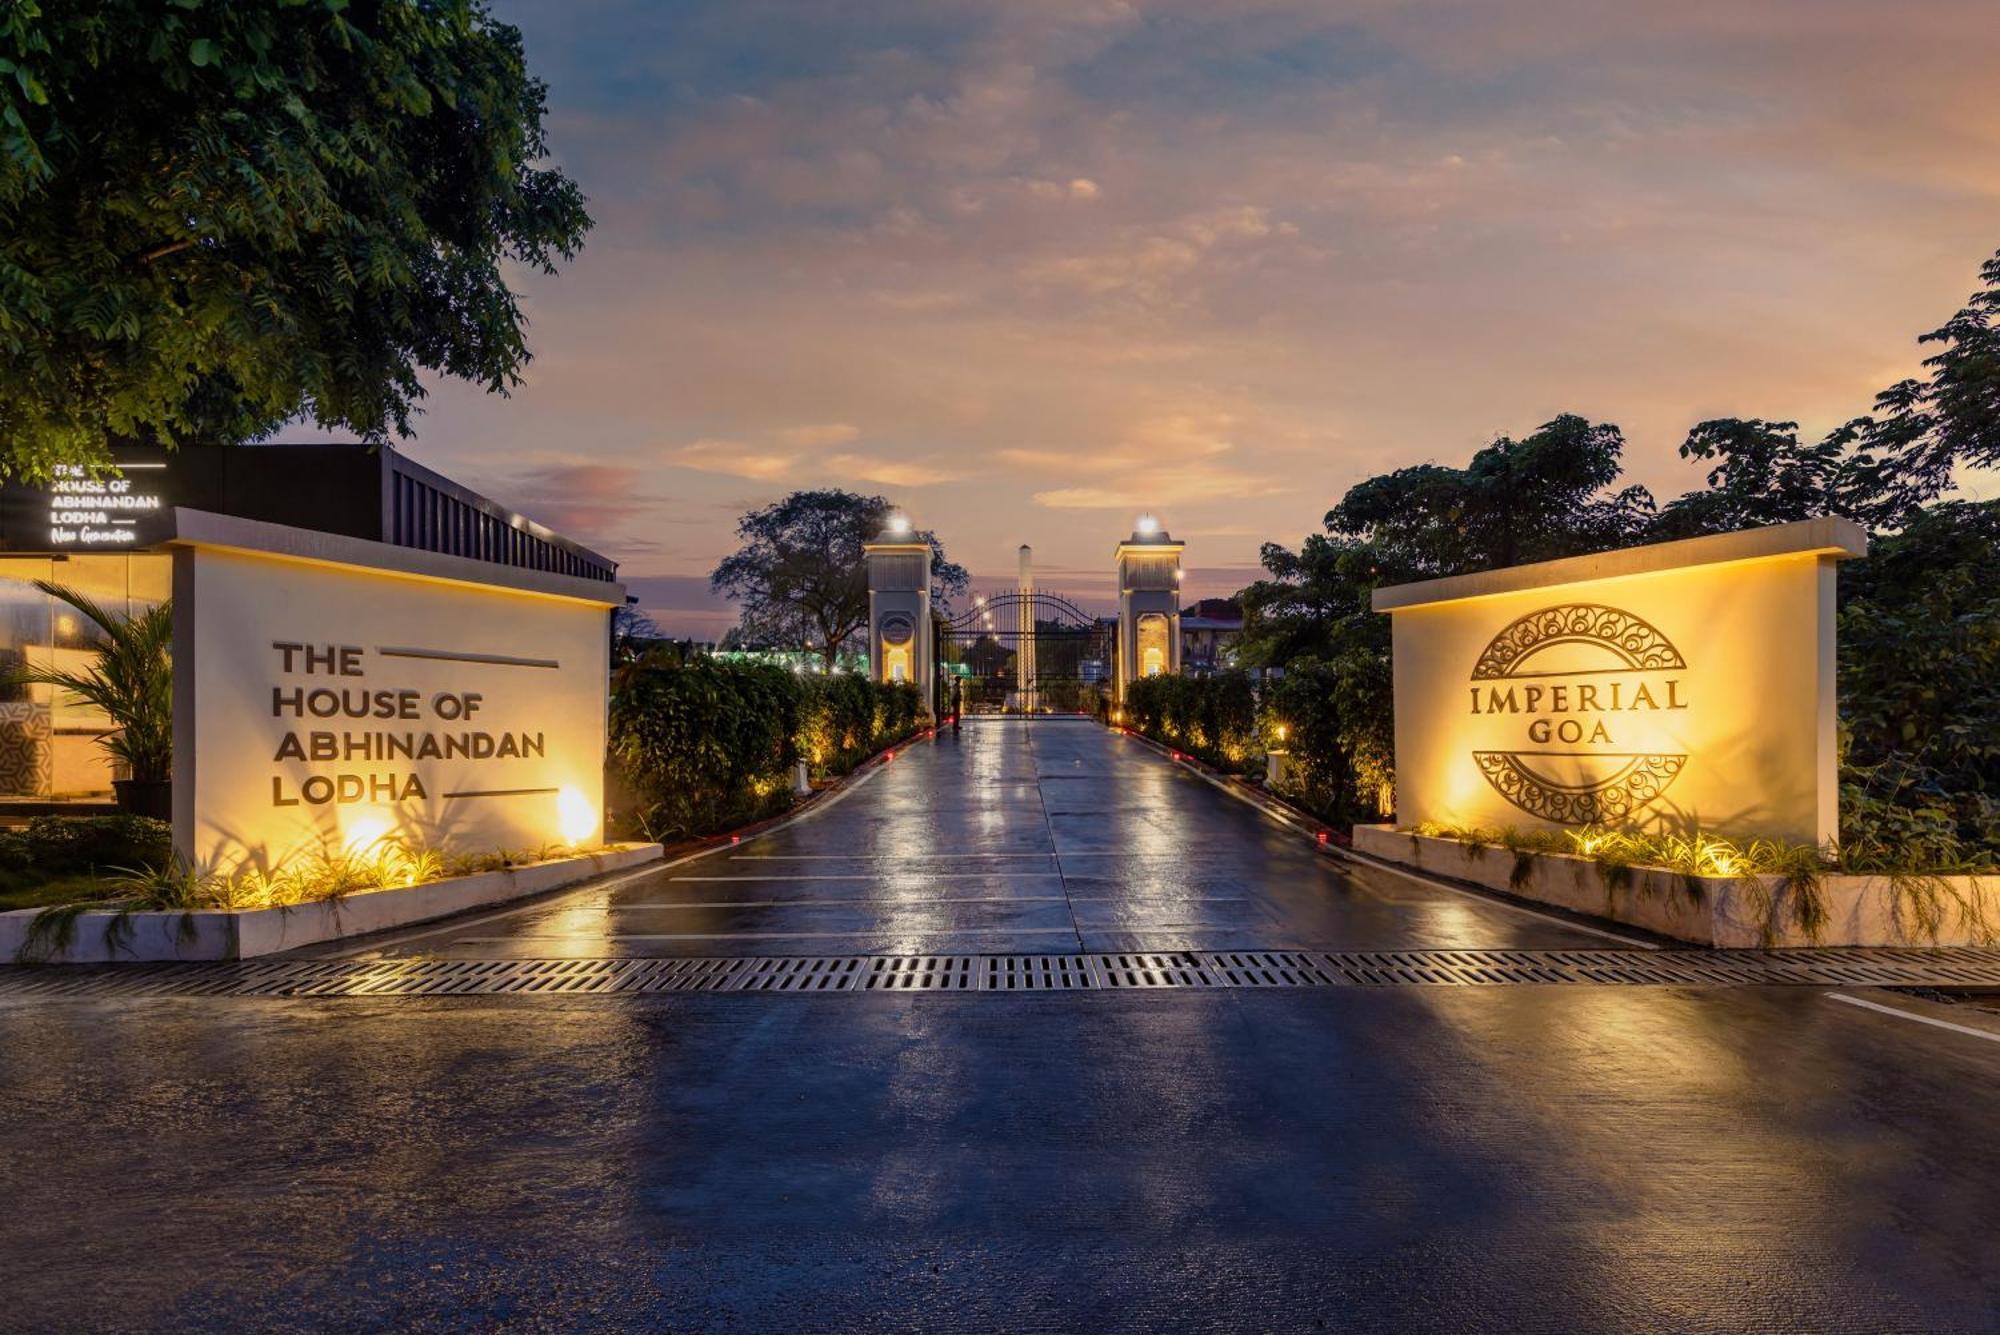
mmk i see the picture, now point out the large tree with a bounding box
[710,490,967,669]
[0,0,589,479]
[1326,414,1654,578]
[1647,248,2000,538]
[1647,418,1846,540]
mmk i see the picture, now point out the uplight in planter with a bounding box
[558,786,598,846]
[341,813,393,854]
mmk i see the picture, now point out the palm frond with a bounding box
[4,582,172,781]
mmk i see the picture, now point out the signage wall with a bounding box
[174,523,617,873]
[1375,519,1868,847]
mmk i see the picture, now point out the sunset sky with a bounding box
[371,0,1998,636]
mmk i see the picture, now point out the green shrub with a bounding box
[1122,671,1259,774]
[1260,655,1393,826]
[608,655,923,842]
[16,814,173,875]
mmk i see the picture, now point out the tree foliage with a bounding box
[0,0,590,477]
[1648,418,1846,540]
[1837,501,2000,851]
[1327,414,1654,578]
[7,581,172,782]
[710,489,968,667]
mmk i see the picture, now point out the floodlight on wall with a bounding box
[557,786,598,845]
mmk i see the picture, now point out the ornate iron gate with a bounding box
[936,592,1114,715]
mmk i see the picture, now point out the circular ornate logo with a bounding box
[880,613,915,647]
[1469,603,1688,824]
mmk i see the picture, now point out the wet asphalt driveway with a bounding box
[3,720,1998,1331]
[344,719,1633,960]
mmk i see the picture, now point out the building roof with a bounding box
[0,441,618,582]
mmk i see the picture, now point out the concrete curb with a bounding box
[1354,825,2000,949]
[2,843,664,965]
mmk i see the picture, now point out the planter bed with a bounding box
[1353,824,1997,948]
[2,842,662,965]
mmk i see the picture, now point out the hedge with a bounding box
[1120,664,1392,826]
[0,814,172,878]
[1121,671,1259,774]
[608,657,923,842]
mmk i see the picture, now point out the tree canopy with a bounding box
[0,0,590,478]
[710,489,968,668]
[1327,413,1654,579]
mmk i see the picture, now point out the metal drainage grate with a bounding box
[5,947,2000,999]
[986,955,1094,990]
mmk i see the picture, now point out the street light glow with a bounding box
[1135,513,1160,536]
[887,512,912,536]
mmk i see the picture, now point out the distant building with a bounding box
[1180,597,1243,675]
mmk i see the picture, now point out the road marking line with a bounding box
[455,927,1084,943]
[671,872,1065,882]
[325,734,934,958]
[1341,847,1662,950]
[730,853,1058,861]
[1115,725,1659,950]
[1825,992,2000,1044]
[611,896,1078,908]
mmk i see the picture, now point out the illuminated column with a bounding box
[863,514,935,717]
[1114,514,1185,703]
[1016,543,1036,711]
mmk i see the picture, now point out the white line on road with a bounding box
[671,872,1065,882]
[1341,847,1662,950]
[729,853,1058,861]
[456,927,1084,943]
[322,732,936,958]
[1825,992,2000,1044]
[610,896,1078,908]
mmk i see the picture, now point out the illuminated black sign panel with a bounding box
[45,461,169,546]
[0,447,174,551]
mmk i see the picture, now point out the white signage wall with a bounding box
[1373,518,1867,847]
[169,511,620,873]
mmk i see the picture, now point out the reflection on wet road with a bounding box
[2,984,1995,1329]
[14,721,1997,1328]
[371,719,1631,959]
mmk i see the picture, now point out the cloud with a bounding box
[483,462,652,536]
[773,422,863,448]
[669,439,799,479]
[825,453,965,486]
[622,573,737,639]
[382,0,1998,614]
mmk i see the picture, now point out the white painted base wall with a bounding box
[1352,825,1998,948]
[2,843,662,964]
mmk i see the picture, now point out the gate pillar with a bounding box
[1114,515,1184,703]
[863,515,935,717]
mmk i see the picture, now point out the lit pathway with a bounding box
[350,718,1633,960]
